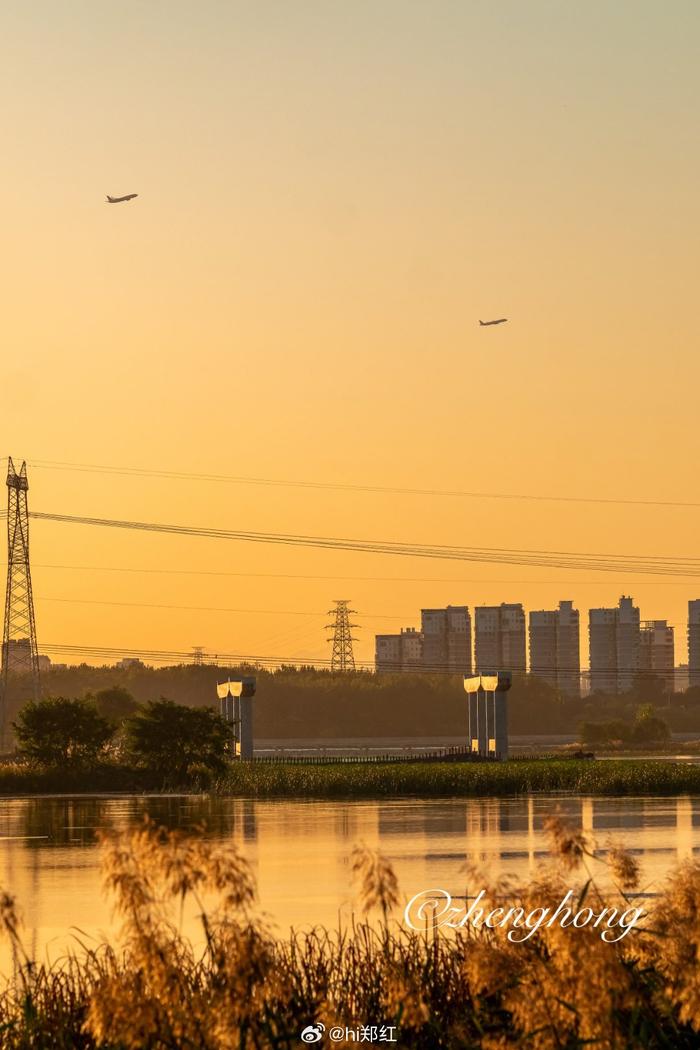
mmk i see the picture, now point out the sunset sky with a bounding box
[3,1,700,667]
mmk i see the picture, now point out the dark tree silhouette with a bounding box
[124,699,231,780]
[13,697,114,769]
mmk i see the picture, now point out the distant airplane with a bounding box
[479,318,508,326]
[106,193,138,204]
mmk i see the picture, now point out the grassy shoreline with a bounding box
[0,758,700,798]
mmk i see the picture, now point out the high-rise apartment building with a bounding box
[420,606,472,673]
[528,611,557,688]
[589,607,617,694]
[589,596,640,694]
[688,600,700,688]
[375,627,423,673]
[556,600,581,697]
[529,600,580,697]
[639,620,675,692]
[474,606,501,672]
[474,603,526,674]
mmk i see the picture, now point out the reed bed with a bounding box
[219,758,700,798]
[2,817,700,1046]
[0,758,699,799]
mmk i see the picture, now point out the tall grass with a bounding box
[0,758,699,799]
[2,817,700,1046]
[218,758,700,798]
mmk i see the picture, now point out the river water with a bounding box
[0,793,698,973]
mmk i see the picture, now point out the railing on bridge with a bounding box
[251,746,497,765]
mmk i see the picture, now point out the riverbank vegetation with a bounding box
[579,703,672,749]
[219,758,700,798]
[4,695,700,799]
[2,816,700,1047]
[0,757,699,799]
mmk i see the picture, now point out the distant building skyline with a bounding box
[374,606,472,674]
[373,596,695,696]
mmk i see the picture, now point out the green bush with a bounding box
[123,699,231,780]
[633,704,671,744]
[580,708,671,748]
[579,719,632,746]
[13,696,115,770]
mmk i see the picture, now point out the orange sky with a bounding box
[2,1,700,667]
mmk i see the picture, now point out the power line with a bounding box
[26,510,700,577]
[22,456,700,510]
[34,594,407,620]
[34,641,674,678]
[36,642,353,668]
[31,561,700,586]
[31,591,689,627]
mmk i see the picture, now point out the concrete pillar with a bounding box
[676,796,693,862]
[464,673,512,759]
[240,694,254,759]
[217,677,256,760]
[581,797,594,836]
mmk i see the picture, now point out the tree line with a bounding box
[5,663,697,744]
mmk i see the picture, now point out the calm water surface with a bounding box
[1,793,699,972]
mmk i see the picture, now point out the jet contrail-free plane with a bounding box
[106,193,138,204]
[479,318,508,326]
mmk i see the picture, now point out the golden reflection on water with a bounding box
[0,794,698,974]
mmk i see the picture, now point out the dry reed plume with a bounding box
[0,815,700,1046]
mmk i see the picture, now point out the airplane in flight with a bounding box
[479,318,508,326]
[105,193,138,204]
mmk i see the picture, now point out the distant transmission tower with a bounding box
[1,459,40,743]
[326,600,358,672]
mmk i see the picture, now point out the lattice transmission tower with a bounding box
[1,458,41,743]
[326,600,358,672]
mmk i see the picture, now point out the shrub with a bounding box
[13,697,115,769]
[579,719,632,747]
[633,705,671,744]
[123,699,231,780]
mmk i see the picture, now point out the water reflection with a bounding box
[0,793,698,973]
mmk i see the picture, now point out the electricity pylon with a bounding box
[1,458,40,745]
[326,600,358,672]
